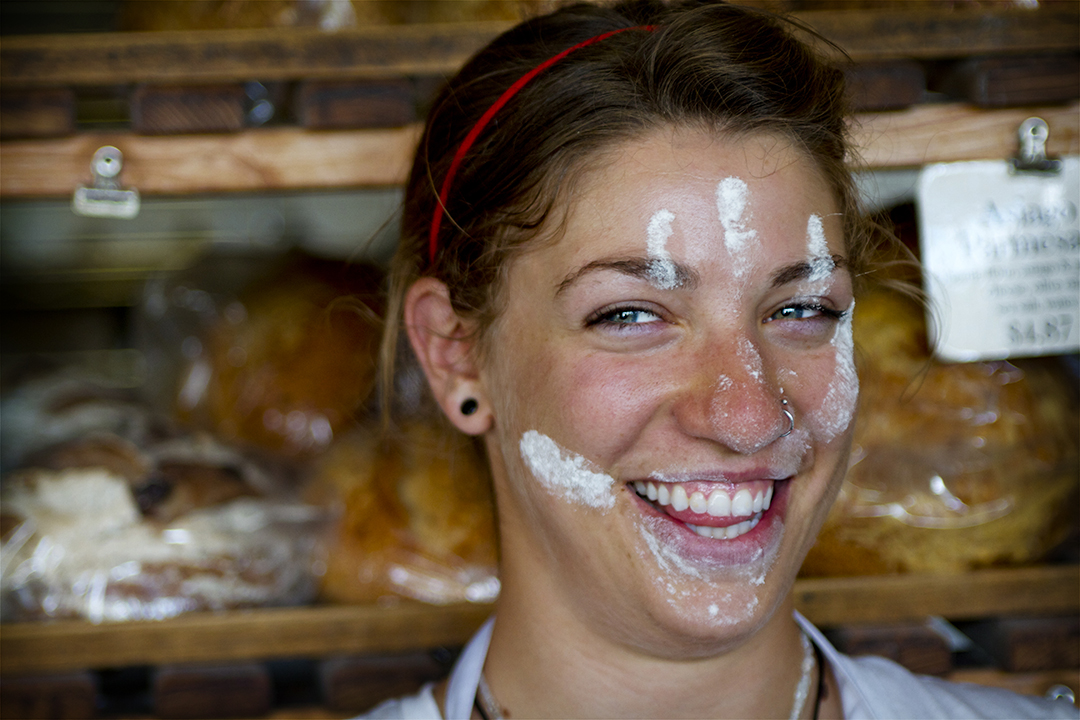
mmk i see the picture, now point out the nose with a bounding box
[672,335,789,454]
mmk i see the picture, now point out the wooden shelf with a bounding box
[2,101,1076,198]
[2,565,1076,676]
[1,7,1075,87]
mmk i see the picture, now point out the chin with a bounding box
[611,500,798,658]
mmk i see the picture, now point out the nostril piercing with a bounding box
[780,399,794,438]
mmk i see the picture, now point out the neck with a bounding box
[484,575,809,719]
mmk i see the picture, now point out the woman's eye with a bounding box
[765,303,844,323]
[587,306,663,329]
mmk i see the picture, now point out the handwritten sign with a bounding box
[917,157,1079,362]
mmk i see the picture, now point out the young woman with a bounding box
[365,1,1077,717]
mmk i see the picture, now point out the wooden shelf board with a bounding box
[1,8,1075,87]
[2,102,1076,199]
[2,565,1076,675]
[794,565,1080,627]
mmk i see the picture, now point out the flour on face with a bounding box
[716,177,757,277]
[519,430,616,510]
[646,208,680,289]
[815,302,858,441]
[805,214,834,284]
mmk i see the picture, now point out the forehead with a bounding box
[555,127,840,256]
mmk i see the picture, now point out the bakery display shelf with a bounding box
[2,101,1077,199]
[1,6,1074,87]
[2,564,1076,676]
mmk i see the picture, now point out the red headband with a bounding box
[428,25,656,265]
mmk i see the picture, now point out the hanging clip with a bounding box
[72,146,141,219]
[1011,117,1062,176]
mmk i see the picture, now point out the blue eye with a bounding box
[586,305,663,329]
[766,303,844,323]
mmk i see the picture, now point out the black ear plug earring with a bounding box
[460,398,479,416]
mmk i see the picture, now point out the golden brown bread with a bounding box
[314,422,499,605]
[801,289,1079,576]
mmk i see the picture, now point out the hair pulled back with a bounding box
[383,0,868,408]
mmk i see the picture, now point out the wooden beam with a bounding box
[2,566,1075,674]
[2,102,1076,198]
[0,602,493,675]
[850,101,1079,169]
[795,6,1079,62]
[794,565,1080,628]
[0,125,422,198]
[2,7,1076,88]
[0,22,510,87]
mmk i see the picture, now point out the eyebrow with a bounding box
[769,254,848,288]
[555,256,701,296]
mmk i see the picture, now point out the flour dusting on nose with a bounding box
[519,430,616,510]
[646,208,679,289]
[716,178,756,277]
[806,214,833,283]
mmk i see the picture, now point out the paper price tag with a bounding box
[917,157,1079,362]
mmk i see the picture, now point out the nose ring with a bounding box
[780,399,794,438]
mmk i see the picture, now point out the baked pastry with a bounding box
[170,254,384,458]
[1,432,325,622]
[801,289,1079,576]
[314,422,499,605]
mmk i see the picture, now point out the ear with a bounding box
[404,277,493,435]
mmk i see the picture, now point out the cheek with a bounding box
[784,312,858,444]
[557,354,673,461]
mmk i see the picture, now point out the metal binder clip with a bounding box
[72,146,141,218]
[1011,117,1062,175]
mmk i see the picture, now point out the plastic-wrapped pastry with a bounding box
[801,289,1079,576]
[144,252,384,458]
[314,422,499,605]
[1,432,326,623]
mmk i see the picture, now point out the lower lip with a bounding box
[630,480,790,567]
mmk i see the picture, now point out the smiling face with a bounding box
[477,126,856,656]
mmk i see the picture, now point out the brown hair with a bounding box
[381,0,875,415]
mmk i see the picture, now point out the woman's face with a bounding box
[478,126,856,654]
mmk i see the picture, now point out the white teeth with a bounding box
[689,491,707,514]
[636,481,777,517]
[732,488,754,516]
[686,513,762,540]
[671,485,689,512]
[707,490,731,517]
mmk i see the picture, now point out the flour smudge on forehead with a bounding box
[805,214,834,284]
[519,430,616,510]
[646,208,680,289]
[716,177,756,278]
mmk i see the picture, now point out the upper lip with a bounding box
[642,468,791,484]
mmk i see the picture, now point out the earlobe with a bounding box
[404,277,493,435]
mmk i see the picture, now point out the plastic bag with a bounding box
[802,289,1079,576]
[1,430,328,623]
[312,421,500,606]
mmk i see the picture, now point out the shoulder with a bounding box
[836,652,1079,720]
[352,683,442,720]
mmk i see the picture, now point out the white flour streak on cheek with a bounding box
[519,431,616,510]
[815,302,858,441]
[646,208,679,289]
[716,178,757,278]
[805,214,833,284]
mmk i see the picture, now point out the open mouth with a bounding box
[630,479,778,541]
